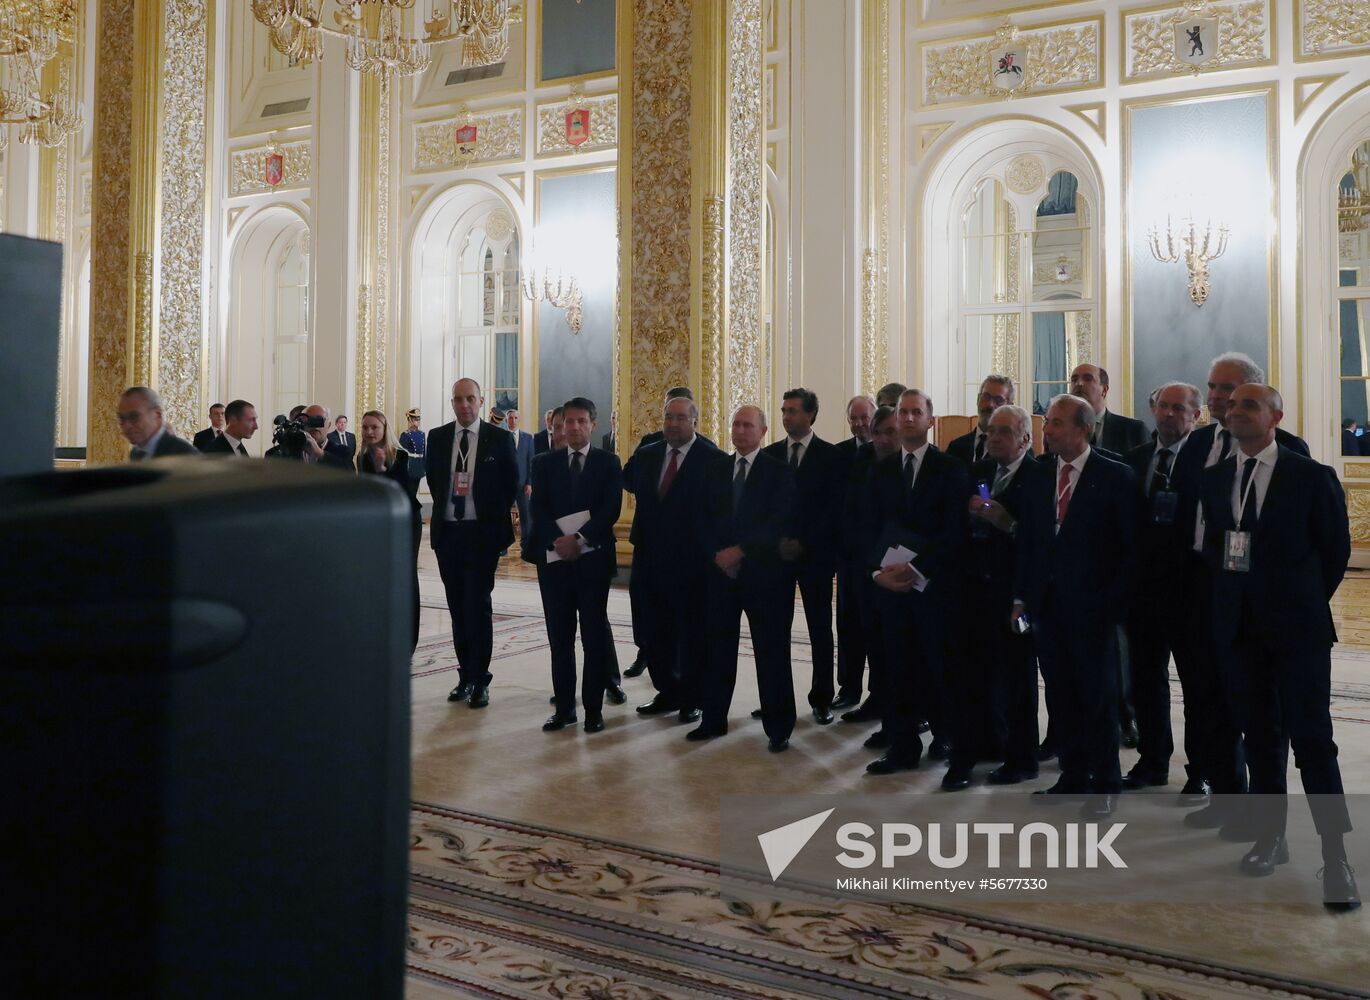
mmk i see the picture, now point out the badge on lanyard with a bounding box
[454,471,472,496]
[1151,490,1179,526]
[1223,530,1251,572]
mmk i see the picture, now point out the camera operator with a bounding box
[265,403,355,470]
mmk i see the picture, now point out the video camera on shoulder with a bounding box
[271,412,326,457]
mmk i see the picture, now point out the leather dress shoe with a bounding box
[941,765,973,791]
[1035,741,1058,762]
[1321,860,1362,912]
[678,707,702,724]
[448,681,474,703]
[1033,780,1087,801]
[866,753,919,775]
[987,765,1038,785]
[1080,794,1117,818]
[831,692,861,710]
[624,656,648,678]
[468,685,489,708]
[917,719,931,734]
[841,702,881,723]
[928,739,951,761]
[1121,768,1168,790]
[636,694,678,716]
[812,706,834,725]
[549,694,557,704]
[1239,835,1290,877]
[750,708,764,719]
[1183,802,1230,829]
[583,714,605,733]
[686,724,726,741]
[605,684,628,706]
[863,729,890,750]
[542,712,577,732]
[1177,777,1211,806]
[1119,719,1139,749]
[768,737,790,753]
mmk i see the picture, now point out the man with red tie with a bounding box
[1013,394,1139,818]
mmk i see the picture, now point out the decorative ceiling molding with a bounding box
[1294,73,1345,120]
[535,92,618,157]
[499,171,525,196]
[917,0,1083,27]
[917,16,1102,110]
[1065,101,1106,141]
[1005,154,1046,195]
[226,206,247,234]
[229,140,312,196]
[407,184,431,213]
[1296,0,1370,61]
[412,106,524,172]
[915,121,952,160]
[1122,0,1271,82]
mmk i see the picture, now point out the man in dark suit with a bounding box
[866,390,969,774]
[507,408,536,543]
[533,409,553,455]
[1343,419,1364,456]
[525,397,624,734]
[202,399,258,457]
[834,395,876,711]
[762,388,843,724]
[117,386,200,460]
[944,404,1039,790]
[946,374,1015,467]
[327,415,357,457]
[1013,393,1140,817]
[601,411,618,454]
[1122,382,1222,801]
[425,377,520,709]
[1200,384,1357,910]
[627,396,720,722]
[193,403,225,451]
[1069,364,1148,454]
[691,405,798,752]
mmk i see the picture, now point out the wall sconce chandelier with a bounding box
[1147,214,1229,308]
[0,0,83,148]
[251,0,522,78]
[522,265,582,334]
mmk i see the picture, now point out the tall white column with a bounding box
[3,143,41,238]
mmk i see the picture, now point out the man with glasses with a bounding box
[117,387,199,461]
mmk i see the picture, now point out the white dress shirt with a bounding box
[785,430,815,467]
[659,434,698,488]
[1054,446,1091,533]
[1230,439,1278,525]
[222,431,245,455]
[446,419,482,522]
[991,450,1028,493]
[734,446,761,478]
[1146,432,1190,487]
[901,441,931,489]
[567,445,589,469]
[1193,425,1236,552]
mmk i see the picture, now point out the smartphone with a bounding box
[976,481,991,501]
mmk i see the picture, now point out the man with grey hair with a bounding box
[833,394,878,710]
[117,386,198,460]
[1122,381,1226,803]
[947,374,1016,467]
[1013,393,1139,817]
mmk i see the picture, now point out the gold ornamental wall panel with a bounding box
[1348,484,1370,546]
[412,107,524,172]
[229,141,312,196]
[1123,0,1272,82]
[727,0,765,418]
[535,93,617,157]
[1296,0,1370,61]
[917,16,1102,110]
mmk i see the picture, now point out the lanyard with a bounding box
[1233,459,1260,528]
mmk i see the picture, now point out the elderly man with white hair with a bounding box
[117,386,199,460]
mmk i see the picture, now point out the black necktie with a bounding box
[732,457,748,511]
[973,433,985,463]
[237,443,247,457]
[1149,448,1173,497]
[991,464,1011,496]
[1218,429,1232,462]
[1238,457,1259,532]
[903,452,917,490]
[790,441,801,468]
[130,447,146,461]
[569,450,583,501]
[456,429,471,517]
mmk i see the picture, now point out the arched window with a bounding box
[959,169,1095,415]
[1338,139,1370,445]
[274,232,311,418]
[456,209,520,412]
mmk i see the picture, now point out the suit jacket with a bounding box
[424,420,519,551]
[946,429,983,467]
[533,429,551,455]
[1093,410,1149,455]
[1342,428,1365,457]
[132,432,199,460]
[601,432,617,453]
[1187,421,1310,463]
[202,434,249,457]
[704,449,797,582]
[525,447,623,577]
[761,434,844,572]
[1124,434,1206,585]
[625,429,717,488]
[1200,447,1349,650]
[1014,449,1140,624]
[327,430,357,454]
[963,454,1037,611]
[865,445,970,591]
[838,440,878,559]
[512,430,535,488]
[192,427,222,452]
[626,437,720,580]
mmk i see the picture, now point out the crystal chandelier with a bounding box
[251,0,520,79]
[0,0,83,148]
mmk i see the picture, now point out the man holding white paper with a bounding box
[525,397,624,734]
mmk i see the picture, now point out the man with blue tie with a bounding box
[526,397,624,734]
[1013,394,1140,818]
[1200,384,1358,910]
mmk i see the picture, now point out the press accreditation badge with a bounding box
[1223,530,1251,573]
[454,471,472,497]
[1151,490,1179,526]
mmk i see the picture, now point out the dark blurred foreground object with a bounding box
[0,459,412,998]
[0,233,62,478]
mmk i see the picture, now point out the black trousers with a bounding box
[537,561,612,716]
[791,563,836,710]
[434,524,502,687]
[835,559,868,699]
[949,610,1037,771]
[1181,555,1246,794]
[1217,633,1350,839]
[858,574,887,709]
[703,569,797,741]
[637,559,706,710]
[1034,595,1122,793]
[877,591,946,761]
